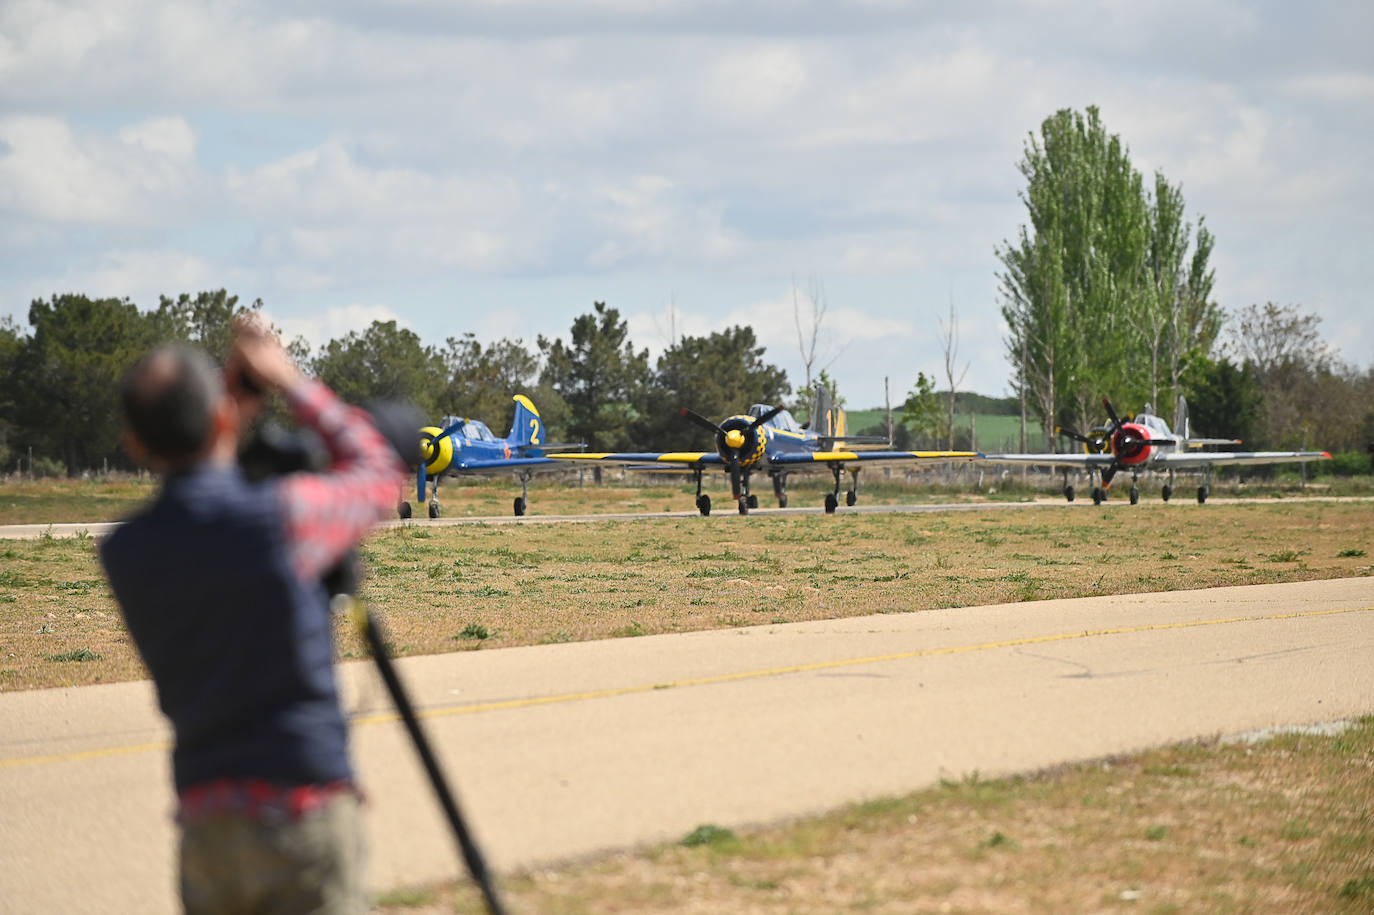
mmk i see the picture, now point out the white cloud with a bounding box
[25,249,217,305]
[703,44,809,119]
[118,116,196,160]
[626,283,919,369]
[265,303,410,351]
[0,115,200,226]
[226,140,532,274]
[1284,72,1374,101]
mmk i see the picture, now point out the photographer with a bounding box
[100,317,404,914]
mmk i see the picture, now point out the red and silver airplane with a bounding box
[983,396,1330,504]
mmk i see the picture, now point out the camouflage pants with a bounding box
[178,792,365,915]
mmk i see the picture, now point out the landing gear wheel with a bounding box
[824,493,839,514]
[399,502,412,519]
[428,502,440,519]
[778,493,788,508]
[846,491,857,507]
[1129,486,1139,505]
[1092,487,1106,505]
[1197,485,1209,504]
[513,497,526,517]
[737,498,749,515]
[747,494,759,509]
[1161,484,1172,502]
[696,494,711,516]
[1064,486,1075,503]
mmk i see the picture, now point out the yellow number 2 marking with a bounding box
[530,419,540,445]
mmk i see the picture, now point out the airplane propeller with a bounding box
[680,405,784,501]
[1056,397,1182,491]
[1056,425,1108,453]
[1100,396,1175,463]
[414,419,465,505]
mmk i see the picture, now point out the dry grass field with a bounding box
[2,499,1370,690]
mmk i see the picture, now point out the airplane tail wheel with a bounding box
[747,494,759,509]
[1161,484,1172,502]
[428,502,440,519]
[399,502,412,519]
[696,494,711,516]
[1129,487,1139,505]
[1092,487,1105,505]
[1064,485,1075,502]
[824,493,838,513]
[737,498,749,515]
[846,491,857,507]
[1197,485,1208,504]
[513,497,526,517]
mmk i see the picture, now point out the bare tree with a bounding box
[938,298,970,450]
[651,294,682,349]
[793,276,848,415]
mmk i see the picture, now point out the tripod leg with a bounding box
[349,600,508,915]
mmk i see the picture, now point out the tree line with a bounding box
[0,294,794,476]
[2,107,1368,478]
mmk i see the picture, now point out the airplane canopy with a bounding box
[440,416,498,442]
[748,404,802,433]
[1131,408,1171,438]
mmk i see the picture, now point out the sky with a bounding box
[2,0,1371,410]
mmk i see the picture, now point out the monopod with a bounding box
[343,597,509,915]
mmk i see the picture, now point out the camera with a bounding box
[238,400,423,599]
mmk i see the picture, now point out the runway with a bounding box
[2,493,1370,539]
[1,577,1371,913]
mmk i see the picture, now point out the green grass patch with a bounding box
[46,648,102,662]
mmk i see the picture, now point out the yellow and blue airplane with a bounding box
[401,395,581,519]
[553,388,981,515]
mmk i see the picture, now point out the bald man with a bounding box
[101,320,403,914]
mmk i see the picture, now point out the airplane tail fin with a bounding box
[508,394,545,448]
[1175,394,1190,447]
[813,384,845,439]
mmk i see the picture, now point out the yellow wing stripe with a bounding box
[808,451,979,461]
[550,453,712,462]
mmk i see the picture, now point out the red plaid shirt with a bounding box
[278,378,404,582]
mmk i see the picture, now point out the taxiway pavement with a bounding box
[2,577,1371,912]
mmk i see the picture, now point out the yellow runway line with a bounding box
[5,605,1370,770]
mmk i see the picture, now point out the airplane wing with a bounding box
[1185,437,1243,448]
[1154,450,1331,468]
[768,450,981,467]
[979,453,1118,468]
[453,456,561,473]
[551,452,724,466]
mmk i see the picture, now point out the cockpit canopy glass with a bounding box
[748,404,802,433]
[441,417,497,442]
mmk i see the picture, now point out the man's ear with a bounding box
[121,428,159,471]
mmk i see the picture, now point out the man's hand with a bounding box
[226,314,301,399]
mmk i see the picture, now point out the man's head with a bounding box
[121,345,233,470]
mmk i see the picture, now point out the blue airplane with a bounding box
[400,395,581,518]
[552,387,980,515]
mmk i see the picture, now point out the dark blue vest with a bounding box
[101,465,352,791]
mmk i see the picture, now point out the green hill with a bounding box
[845,405,1046,452]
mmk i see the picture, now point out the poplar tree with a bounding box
[998,106,1217,441]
